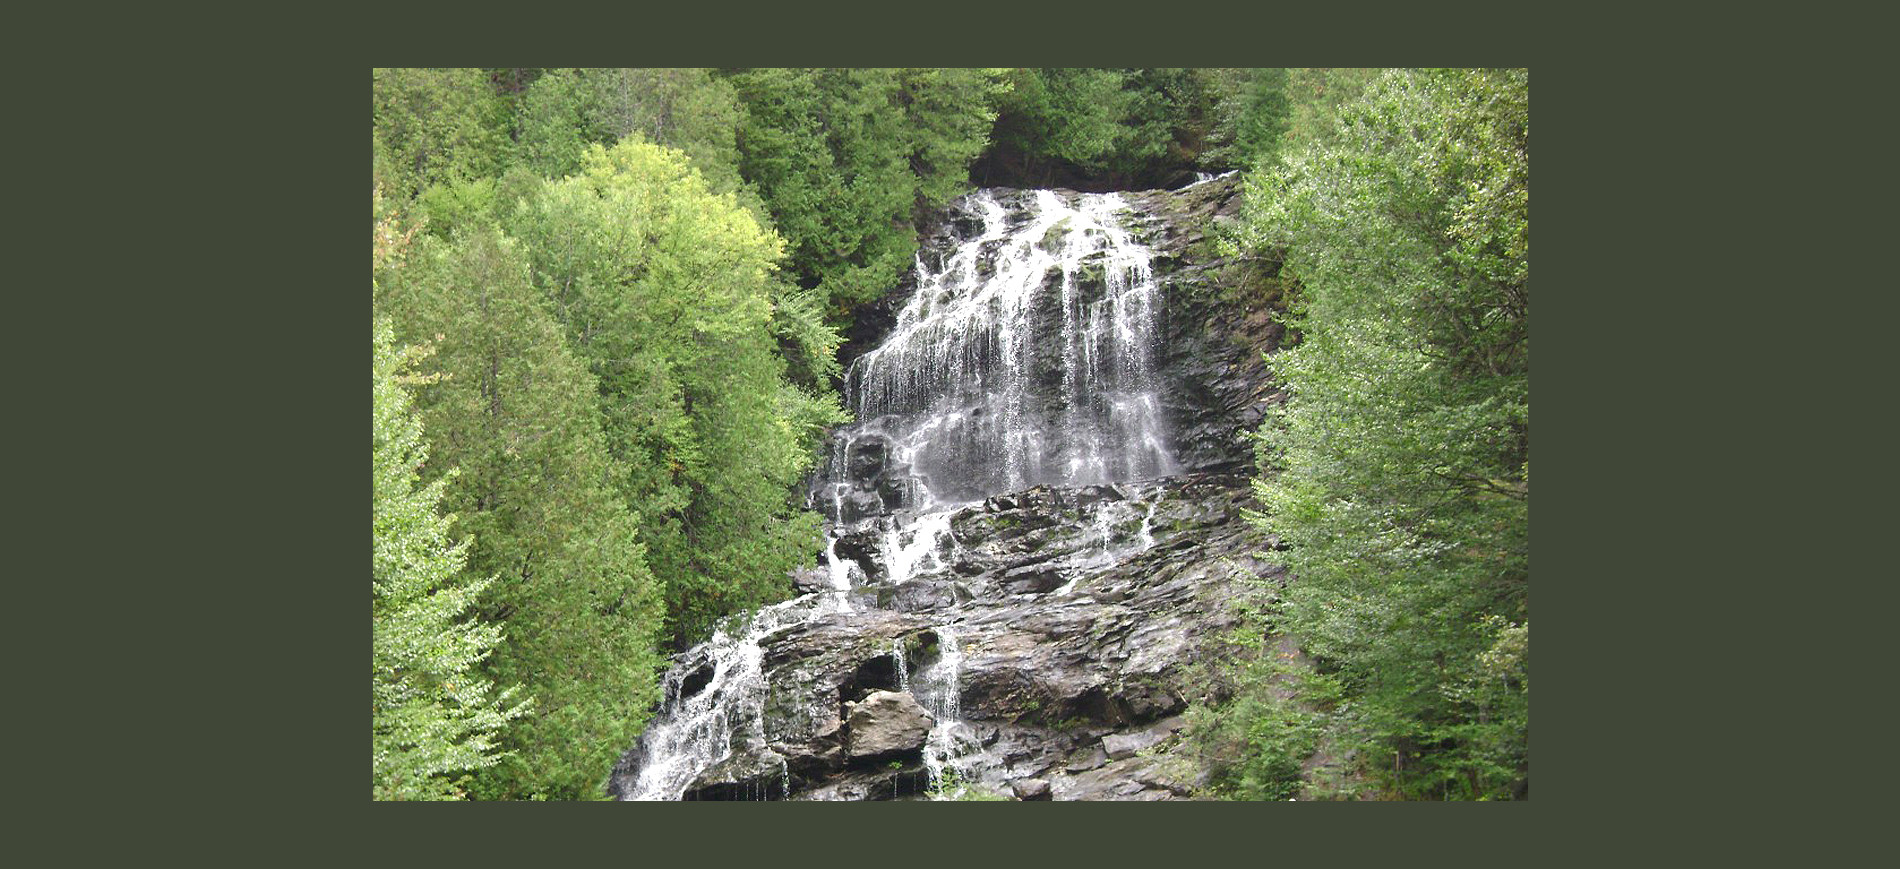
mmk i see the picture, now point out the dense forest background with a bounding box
[372,68,1527,800]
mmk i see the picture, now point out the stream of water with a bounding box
[617,187,1176,800]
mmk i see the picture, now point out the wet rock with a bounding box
[620,175,1296,801]
[1102,717,1184,760]
[1012,778,1053,801]
[789,565,829,595]
[1065,745,1108,773]
[844,690,934,762]
[1000,563,1063,595]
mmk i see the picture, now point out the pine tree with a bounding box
[1238,68,1529,799]
[510,139,842,646]
[378,226,665,799]
[372,68,511,203]
[372,316,526,800]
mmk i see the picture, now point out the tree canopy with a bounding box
[371,315,526,800]
[1206,68,1529,800]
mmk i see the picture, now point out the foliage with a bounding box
[983,68,1134,185]
[372,316,526,800]
[509,139,842,646]
[1184,627,1342,801]
[1231,68,1530,800]
[372,68,511,203]
[513,68,764,220]
[724,67,1002,312]
[978,68,1216,189]
[376,226,665,799]
[1199,68,1291,172]
[1280,68,1383,155]
[414,176,498,238]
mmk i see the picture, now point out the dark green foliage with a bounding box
[1199,68,1291,172]
[1188,658,1337,800]
[372,317,527,800]
[982,68,1129,186]
[724,68,1001,312]
[376,226,665,800]
[1227,68,1530,800]
[509,139,843,647]
[513,68,762,217]
[977,68,1217,190]
[372,68,511,203]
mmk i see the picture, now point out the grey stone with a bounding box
[845,691,934,761]
[1011,778,1052,801]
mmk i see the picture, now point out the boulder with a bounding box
[844,690,934,762]
[1011,778,1052,801]
[1000,563,1064,595]
[1103,729,1164,760]
[789,565,829,595]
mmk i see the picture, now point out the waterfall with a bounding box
[1179,169,1238,190]
[618,187,1184,801]
[619,596,816,801]
[879,511,955,585]
[1056,495,1161,595]
[915,627,971,796]
[821,533,858,614]
[820,189,1176,522]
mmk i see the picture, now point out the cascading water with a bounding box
[618,597,816,801]
[1056,497,1160,596]
[913,627,972,797]
[879,512,955,585]
[1179,169,1239,190]
[617,187,1183,801]
[819,189,1176,522]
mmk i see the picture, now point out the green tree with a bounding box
[512,69,765,218]
[983,68,1130,185]
[1280,68,1381,155]
[372,68,511,202]
[510,139,843,646]
[977,68,1214,189]
[1199,68,1291,172]
[372,316,526,800]
[725,67,1000,312]
[1233,68,1529,799]
[377,225,665,799]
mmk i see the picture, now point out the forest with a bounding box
[372,68,1528,801]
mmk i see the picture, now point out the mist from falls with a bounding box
[616,188,1177,801]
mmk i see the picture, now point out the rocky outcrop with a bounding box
[1011,778,1052,800]
[610,473,1283,800]
[844,691,933,762]
[612,175,1291,801]
[1121,177,1287,475]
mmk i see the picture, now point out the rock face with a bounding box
[609,176,1287,801]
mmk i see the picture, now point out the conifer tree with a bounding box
[372,316,526,800]
[510,139,843,646]
[378,226,665,799]
[1234,68,1529,799]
